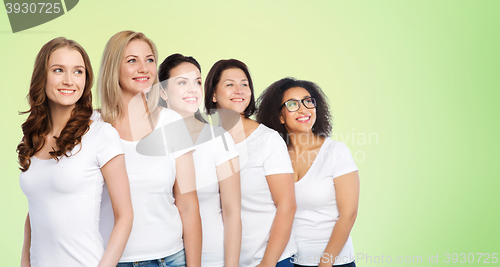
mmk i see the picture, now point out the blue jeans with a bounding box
[277,257,294,267]
[117,249,186,267]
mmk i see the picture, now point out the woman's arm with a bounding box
[258,173,297,267]
[319,171,359,267]
[217,157,242,267]
[174,151,202,267]
[21,213,31,267]
[98,155,134,267]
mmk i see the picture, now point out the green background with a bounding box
[1,0,498,265]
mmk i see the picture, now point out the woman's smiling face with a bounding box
[213,68,251,115]
[280,87,317,134]
[162,62,202,117]
[119,39,157,96]
[45,47,86,109]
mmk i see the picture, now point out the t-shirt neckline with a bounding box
[235,123,263,146]
[33,121,96,161]
[294,137,330,184]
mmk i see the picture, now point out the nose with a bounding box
[62,72,74,86]
[297,101,309,113]
[187,82,197,93]
[234,84,244,94]
[137,60,149,73]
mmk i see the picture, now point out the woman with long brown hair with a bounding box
[97,31,202,267]
[18,37,133,267]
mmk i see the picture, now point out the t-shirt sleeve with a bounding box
[332,141,358,179]
[95,123,124,167]
[90,110,102,122]
[215,131,239,166]
[263,131,294,176]
[159,109,195,158]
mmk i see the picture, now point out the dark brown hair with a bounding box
[158,53,206,122]
[17,37,94,172]
[256,77,332,145]
[204,59,255,118]
[158,53,201,108]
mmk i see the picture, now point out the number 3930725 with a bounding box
[5,3,61,14]
[444,253,498,264]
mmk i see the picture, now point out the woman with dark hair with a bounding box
[205,59,297,267]
[257,78,359,267]
[158,53,242,267]
[17,37,133,267]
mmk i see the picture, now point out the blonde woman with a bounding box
[96,31,202,267]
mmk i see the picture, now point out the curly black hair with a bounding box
[256,77,332,145]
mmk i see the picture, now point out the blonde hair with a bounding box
[98,30,160,124]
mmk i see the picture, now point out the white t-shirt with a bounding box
[293,139,358,266]
[192,124,239,267]
[19,121,124,267]
[236,124,297,267]
[97,108,194,262]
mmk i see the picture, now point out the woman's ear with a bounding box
[212,93,217,103]
[160,89,168,101]
[279,115,285,124]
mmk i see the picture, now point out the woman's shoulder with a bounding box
[322,138,355,162]
[158,107,184,124]
[258,123,284,140]
[87,120,119,139]
[90,109,102,121]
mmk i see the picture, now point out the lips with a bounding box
[296,115,311,123]
[133,76,150,82]
[58,89,76,96]
[183,96,198,103]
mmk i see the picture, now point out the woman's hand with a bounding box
[321,171,359,263]
[218,157,242,267]
[175,151,202,267]
[20,213,31,267]
[260,173,297,266]
[98,155,133,267]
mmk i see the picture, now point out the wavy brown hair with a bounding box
[17,37,94,172]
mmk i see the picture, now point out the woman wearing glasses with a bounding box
[257,78,359,267]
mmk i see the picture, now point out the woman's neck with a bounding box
[115,91,154,141]
[288,130,322,153]
[48,103,74,137]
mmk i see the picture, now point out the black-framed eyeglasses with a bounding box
[281,97,316,112]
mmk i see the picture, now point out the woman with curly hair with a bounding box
[18,37,133,267]
[97,31,201,267]
[257,78,359,267]
[205,59,297,267]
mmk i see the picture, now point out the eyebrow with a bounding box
[285,96,312,102]
[125,54,154,59]
[224,79,248,82]
[50,64,85,69]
